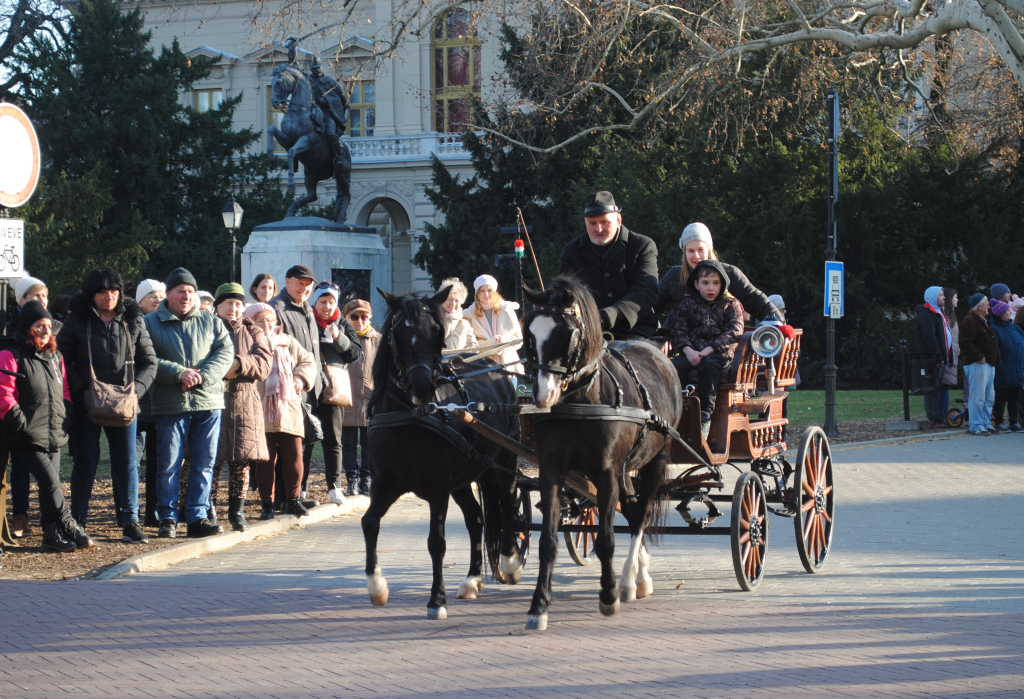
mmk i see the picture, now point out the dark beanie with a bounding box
[990,283,1010,299]
[20,300,52,334]
[166,267,198,292]
[969,293,987,310]
[82,267,123,298]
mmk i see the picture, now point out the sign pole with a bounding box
[824,89,840,437]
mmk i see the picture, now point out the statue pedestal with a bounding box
[241,216,391,319]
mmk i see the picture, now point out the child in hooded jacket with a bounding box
[668,260,745,437]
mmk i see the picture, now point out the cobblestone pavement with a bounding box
[2,434,1022,698]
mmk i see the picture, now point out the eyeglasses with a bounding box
[349,314,370,321]
[317,281,339,291]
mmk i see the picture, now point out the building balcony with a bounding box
[345,131,479,164]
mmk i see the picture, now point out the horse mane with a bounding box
[368,293,446,414]
[546,274,604,368]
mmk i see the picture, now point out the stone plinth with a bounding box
[241,216,391,319]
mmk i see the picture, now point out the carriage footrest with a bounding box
[516,523,731,535]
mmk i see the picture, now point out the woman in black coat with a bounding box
[57,268,157,543]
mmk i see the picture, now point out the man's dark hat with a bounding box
[582,191,621,218]
[285,264,316,281]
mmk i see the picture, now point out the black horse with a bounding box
[520,276,683,631]
[362,287,526,619]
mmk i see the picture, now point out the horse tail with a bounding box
[641,453,669,545]
[479,468,505,580]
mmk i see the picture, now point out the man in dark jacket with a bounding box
[960,293,1000,435]
[271,266,361,500]
[558,192,659,339]
[58,268,158,542]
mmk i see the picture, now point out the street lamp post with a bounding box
[221,197,244,283]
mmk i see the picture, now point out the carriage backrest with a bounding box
[720,332,760,391]
[773,328,802,387]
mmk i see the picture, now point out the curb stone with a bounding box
[782,427,970,458]
[94,495,369,580]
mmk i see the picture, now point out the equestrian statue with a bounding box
[268,40,352,224]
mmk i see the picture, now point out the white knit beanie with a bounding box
[768,294,785,310]
[474,274,498,292]
[14,276,45,305]
[678,222,714,250]
[135,279,166,304]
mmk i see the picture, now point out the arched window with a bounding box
[432,9,481,132]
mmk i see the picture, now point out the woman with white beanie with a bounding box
[465,274,523,373]
[6,276,59,339]
[136,279,166,314]
[134,279,166,525]
[653,223,780,324]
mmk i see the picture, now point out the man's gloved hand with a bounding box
[599,308,613,332]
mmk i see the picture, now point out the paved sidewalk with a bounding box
[1,437,1021,698]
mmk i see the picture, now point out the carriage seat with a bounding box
[679,333,759,392]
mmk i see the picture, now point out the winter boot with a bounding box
[61,517,94,548]
[42,523,77,553]
[228,496,248,532]
[284,499,309,517]
[259,502,275,520]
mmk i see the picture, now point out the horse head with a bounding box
[271,64,304,110]
[377,286,452,406]
[522,276,603,408]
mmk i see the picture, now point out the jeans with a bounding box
[342,426,370,482]
[155,411,221,524]
[9,450,67,527]
[963,362,995,433]
[69,403,139,525]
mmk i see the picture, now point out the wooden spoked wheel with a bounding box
[562,496,599,566]
[731,471,768,591]
[793,426,834,573]
[513,485,532,568]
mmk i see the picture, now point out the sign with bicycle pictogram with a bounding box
[0,218,25,279]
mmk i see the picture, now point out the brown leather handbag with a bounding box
[321,363,353,407]
[84,321,138,427]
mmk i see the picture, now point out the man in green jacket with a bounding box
[144,268,234,538]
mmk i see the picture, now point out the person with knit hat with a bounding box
[960,293,1000,435]
[6,275,58,340]
[144,267,234,538]
[133,279,167,525]
[57,268,158,543]
[210,282,273,530]
[653,222,780,329]
[310,282,362,502]
[916,286,954,429]
[197,291,215,314]
[136,279,166,314]
[557,192,659,338]
[244,302,318,519]
[340,298,381,496]
[0,301,93,552]
[988,298,1024,432]
[465,274,523,373]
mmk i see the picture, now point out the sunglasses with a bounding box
[349,313,370,321]
[317,281,340,291]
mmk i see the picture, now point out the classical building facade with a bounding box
[132,0,497,294]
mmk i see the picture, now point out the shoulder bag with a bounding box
[322,363,353,407]
[84,321,138,427]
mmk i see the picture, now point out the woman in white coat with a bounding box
[465,275,523,373]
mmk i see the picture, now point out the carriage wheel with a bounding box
[512,484,532,568]
[944,408,965,429]
[562,496,599,566]
[793,426,835,573]
[731,472,768,591]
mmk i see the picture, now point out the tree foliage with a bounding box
[9,0,286,292]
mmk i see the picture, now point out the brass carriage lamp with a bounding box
[221,196,244,282]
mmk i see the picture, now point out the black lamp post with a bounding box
[221,197,244,283]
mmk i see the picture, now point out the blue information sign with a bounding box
[824,261,844,318]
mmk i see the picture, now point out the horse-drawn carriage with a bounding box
[365,278,833,630]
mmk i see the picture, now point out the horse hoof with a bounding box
[499,553,523,585]
[636,580,654,599]
[427,606,448,620]
[367,570,389,606]
[457,576,483,600]
[621,586,637,603]
[525,613,548,631]
[599,598,620,617]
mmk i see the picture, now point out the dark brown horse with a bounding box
[521,276,683,631]
[361,287,525,620]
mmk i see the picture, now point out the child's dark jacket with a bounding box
[668,260,745,359]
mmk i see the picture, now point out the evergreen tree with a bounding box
[11,0,285,292]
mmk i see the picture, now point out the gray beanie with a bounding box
[678,222,714,250]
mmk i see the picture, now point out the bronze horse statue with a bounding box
[268,63,352,223]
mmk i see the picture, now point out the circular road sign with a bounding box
[0,103,41,209]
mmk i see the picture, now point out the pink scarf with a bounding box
[263,333,296,424]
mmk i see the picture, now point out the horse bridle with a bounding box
[272,65,315,113]
[527,302,597,392]
[387,304,445,395]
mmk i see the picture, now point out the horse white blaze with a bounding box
[620,533,644,603]
[529,315,562,408]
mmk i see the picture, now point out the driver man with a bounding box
[557,191,659,339]
[309,56,349,166]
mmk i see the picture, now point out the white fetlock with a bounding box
[619,534,642,604]
[457,576,484,600]
[620,585,637,603]
[599,597,621,617]
[367,568,389,607]
[427,606,448,620]
[636,544,654,599]
[499,552,523,584]
[525,613,548,631]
